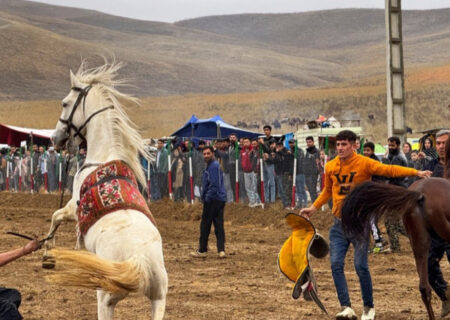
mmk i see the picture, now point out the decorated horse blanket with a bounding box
[77,160,156,235]
[278,213,329,314]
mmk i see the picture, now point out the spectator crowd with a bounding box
[0,144,86,193]
[0,126,443,208]
[141,125,443,211]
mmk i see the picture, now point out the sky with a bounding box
[30,0,450,23]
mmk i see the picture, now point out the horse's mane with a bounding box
[75,61,150,186]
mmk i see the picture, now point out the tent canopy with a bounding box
[172,115,262,139]
[0,124,54,146]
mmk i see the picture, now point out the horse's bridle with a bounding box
[58,85,114,142]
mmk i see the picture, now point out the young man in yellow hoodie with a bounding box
[300,130,431,320]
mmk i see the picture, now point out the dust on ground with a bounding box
[0,192,447,319]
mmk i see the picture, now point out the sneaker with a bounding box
[189,250,207,258]
[372,244,389,254]
[361,306,375,320]
[249,203,257,208]
[218,251,226,259]
[335,306,357,320]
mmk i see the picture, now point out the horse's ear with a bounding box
[70,70,82,88]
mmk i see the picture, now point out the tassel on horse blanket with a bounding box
[278,213,329,315]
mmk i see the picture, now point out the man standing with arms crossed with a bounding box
[300,130,431,320]
[190,146,227,259]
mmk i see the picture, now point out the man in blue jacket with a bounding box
[190,146,227,259]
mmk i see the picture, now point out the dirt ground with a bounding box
[0,192,448,319]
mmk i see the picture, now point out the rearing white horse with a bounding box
[46,61,168,320]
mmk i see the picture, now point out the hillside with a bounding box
[0,0,448,99]
[177,9,450,50]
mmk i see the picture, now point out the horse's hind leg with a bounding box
[97,289,127,320]
[151,298,166,320]
[404,209,435,320]
[147,265,168,320]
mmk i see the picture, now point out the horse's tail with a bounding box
[341,181,423,241]
[46,249,142,294]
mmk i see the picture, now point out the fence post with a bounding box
[30,151,34,193]
[235,141,239,203]
[167,139,173,200]
[321,136,329,211]
[189,142,194,204]
[44,151,48,193]
[291,140,297,209]
[6,154,10,191]
[259,144,265,209]
[18,156,22,192]
[58,153,62,192]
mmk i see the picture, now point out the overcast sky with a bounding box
[30,0,450,22]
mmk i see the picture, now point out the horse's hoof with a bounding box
[42,255,56,269]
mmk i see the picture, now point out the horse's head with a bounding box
[53,70,91,149]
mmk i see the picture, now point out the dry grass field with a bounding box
[0,67,448,143]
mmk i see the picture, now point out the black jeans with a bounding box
[0,287,22,320]
[305,174,318,203]
[199,200,226,253]
[157,173,168,198]
[428,230,450,300]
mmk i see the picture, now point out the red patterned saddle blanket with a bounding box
[77,160,156,235]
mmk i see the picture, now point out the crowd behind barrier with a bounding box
[0,131,440,208]
[139,128,440,209]
[0,144,86,194]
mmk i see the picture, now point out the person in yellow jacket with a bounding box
[300,130,431,320]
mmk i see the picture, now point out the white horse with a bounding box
[45,61,168,320]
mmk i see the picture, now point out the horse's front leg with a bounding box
[42,201,77,268]
[404,209,434,320]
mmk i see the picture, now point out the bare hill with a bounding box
[0,0,448,100]
[177,9,450,50]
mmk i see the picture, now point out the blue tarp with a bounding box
[172,115,262,139]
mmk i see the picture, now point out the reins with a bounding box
[58,85,114,142]
[6,226,60,246]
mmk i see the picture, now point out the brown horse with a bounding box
[340,140,450,320]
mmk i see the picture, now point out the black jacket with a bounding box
[304,146,319,175]
[383,150,408,187]
[425,158,444,178]
[273,148,288,175]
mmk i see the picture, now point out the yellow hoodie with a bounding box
[313,152,418,218]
